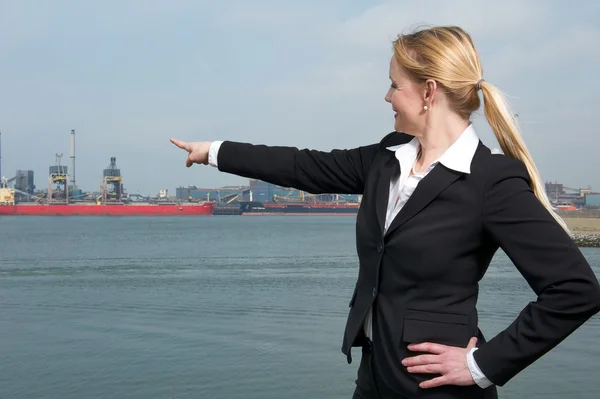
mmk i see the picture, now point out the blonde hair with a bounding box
[393,26,569,233]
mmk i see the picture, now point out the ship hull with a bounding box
[242,212,355,216]
[239,201,359,215]
[0,202,214,216]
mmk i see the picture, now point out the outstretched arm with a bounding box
[171,136,392,195]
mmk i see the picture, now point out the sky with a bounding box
[1,0,599,195]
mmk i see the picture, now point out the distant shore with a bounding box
[559,211,600,247]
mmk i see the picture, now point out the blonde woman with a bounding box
[171,26,600,399]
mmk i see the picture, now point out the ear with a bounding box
[423,79,437,106]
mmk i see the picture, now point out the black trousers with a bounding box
[352,338,403,399]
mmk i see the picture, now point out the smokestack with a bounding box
[0,130,2,180]
[70,129,76,189]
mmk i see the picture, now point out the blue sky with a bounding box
[1,0,599,195]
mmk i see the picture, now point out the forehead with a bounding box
[389,57,405,79]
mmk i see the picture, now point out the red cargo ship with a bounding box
[0,202,214,216]
[0,134,215,216]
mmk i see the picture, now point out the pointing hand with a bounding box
[170,138,212,167]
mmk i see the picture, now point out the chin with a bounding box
[394,124,415,136]
[397,130,417,137]
[394,121,419,136]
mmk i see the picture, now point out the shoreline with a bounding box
[562,214,600,247]
[571,234,600,248]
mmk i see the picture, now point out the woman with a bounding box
[171,26,600,399]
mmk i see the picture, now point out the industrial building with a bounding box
[14,170,35,193]
[2,126,597,213]
[584,193,600,208]
[176,185,248,202]
[101,157,124,202]
[545,181,600,209]
[176,178,361,205]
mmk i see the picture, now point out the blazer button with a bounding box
[372,287,377,297]
[377,243,383,252]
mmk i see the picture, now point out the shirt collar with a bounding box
[386,124,480,174]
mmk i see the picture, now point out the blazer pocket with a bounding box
[402,309,469,348]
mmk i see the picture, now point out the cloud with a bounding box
[258,0,564,103]
[214,2,329,31]
[60,0,201,36]
[246,0,600,192]
[264,60,384,99]
[486,26,600,79]
[1,1,598,193]
[0,1,52,55]
[324,0,552,52]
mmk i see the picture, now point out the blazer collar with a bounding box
[385,124,480,174]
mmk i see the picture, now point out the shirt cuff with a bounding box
[467,347,494,389]
[208,141,223,168]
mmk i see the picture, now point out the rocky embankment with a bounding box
[562,215,600,247]
[570,234,600,248]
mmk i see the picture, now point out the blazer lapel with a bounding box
[375,154,400,235]
[385,164,463,236]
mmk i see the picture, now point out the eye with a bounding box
[390,83,398,89]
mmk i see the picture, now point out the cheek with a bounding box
[392,94,423,131]
[391,92,404,111]
[392,93,417,116]
[399,96,423,118]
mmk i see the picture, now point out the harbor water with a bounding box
[1,216,599,398]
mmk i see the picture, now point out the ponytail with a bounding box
[480,81,570,234]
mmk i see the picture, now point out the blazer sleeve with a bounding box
[215,134,394,195]
[473,156,600,386]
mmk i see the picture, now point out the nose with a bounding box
[384,87,392,103]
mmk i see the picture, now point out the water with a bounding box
[0,216,599,399]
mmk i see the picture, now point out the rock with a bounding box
[570,234,600,248]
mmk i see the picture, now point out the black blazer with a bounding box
[215,132,600,397]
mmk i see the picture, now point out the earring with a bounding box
[423,105,428,111]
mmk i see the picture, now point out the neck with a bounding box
[415,115,470,169]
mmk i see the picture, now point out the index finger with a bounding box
[170,138,190,151]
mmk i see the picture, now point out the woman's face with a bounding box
[384,57,426,136]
